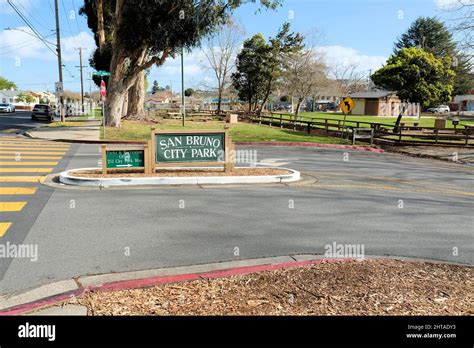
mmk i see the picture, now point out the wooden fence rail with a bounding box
[239,113,474,146]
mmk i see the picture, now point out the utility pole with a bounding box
[75,47,85,114]
[87,72,93,117]
[181,47,185,127]
[54,0,64,122]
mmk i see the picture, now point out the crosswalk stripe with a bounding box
[0,161,58,165]
[0,151,66,155]
[0,168,53,173]
[0,176,44,182]
[0,187,37,195]
[0,141,71,148]
[0,147,67,152]
[0,202,27,212]
[0,144,69,151]
[1,129,20,133]
[0,140,69,145]
[0,222,12,237]
[0,155,63,159]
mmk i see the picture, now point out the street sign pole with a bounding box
[101,78,105,140]
[339,96,355,141]
[181,46,185,127]
[341,111,348,140]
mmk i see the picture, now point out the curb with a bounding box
[0,255,350,315]
[58,167,301,187]
[0,254,470,316]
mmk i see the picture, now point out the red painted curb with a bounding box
[0,258,352,315]
[235,141,385,153]
[0,288,85,316]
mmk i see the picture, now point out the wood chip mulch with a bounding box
[70,168,289,178]
[71,259,473,315]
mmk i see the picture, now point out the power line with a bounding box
[71,0,84,48]
[6,0,58,57]
[16,0,53,32]
[61,0,78,46]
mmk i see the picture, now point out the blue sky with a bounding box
[0,0,450,93]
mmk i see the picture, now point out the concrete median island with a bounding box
[59,167,300,186]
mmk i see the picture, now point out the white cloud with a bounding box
[61,32,96,62]
[149,49,213,89]
[0,27,55,61]
[0,27,95,64]
[317,45,387,73]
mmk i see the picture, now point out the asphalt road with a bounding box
[0,140,473,295]
[0,110,49,133]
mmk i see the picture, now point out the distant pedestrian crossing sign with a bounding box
[340,96,355,114]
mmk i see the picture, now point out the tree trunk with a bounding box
[295,99,302,117]
[126,70,145,119]
[217,87,223,115]
[96,0,105,51]
[122,91,128,117]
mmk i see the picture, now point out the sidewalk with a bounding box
[26,121,101,142]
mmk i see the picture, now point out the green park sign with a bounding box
[153,131,227,164]
[105,149,145,169]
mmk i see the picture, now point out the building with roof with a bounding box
[348,90,420,117]
[0,90,20,104]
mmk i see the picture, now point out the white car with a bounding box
[0,103,15,113]
[427,105,450,113]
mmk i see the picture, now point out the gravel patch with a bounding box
[70,259,473,315]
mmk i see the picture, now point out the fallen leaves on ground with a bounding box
[72,259,473,316]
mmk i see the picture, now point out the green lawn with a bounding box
[267,111,469,129]
[102,120,351,144]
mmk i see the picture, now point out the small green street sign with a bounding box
[155,132,225,163]
[106,150,144,168]
[93,70,111,77]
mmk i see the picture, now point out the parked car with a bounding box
[31,104,54,122]
[326,102,338,111]
[427,105,450,113]
[0,103,15,113]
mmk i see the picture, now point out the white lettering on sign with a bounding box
[185,136,221,147]
[159,137,183,150]
[163,148,188,159]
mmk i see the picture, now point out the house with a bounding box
[0,90,20,104]
[454,91,474,112]
[348,90,420,117]
[349,90,399,115]
[144,91,175,109]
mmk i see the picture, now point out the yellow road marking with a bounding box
[0,161,58,165]
[0,156,62,159]
[0,222,12,237]
[0,144,69,149]
[0,141,68,146]
[0,176,44,182]
[1,129,20,133]
[0,202,27,212]
[0,168,53,173]
[0,151,66,155]
[0,187,37,195]
[0,147,67,152]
